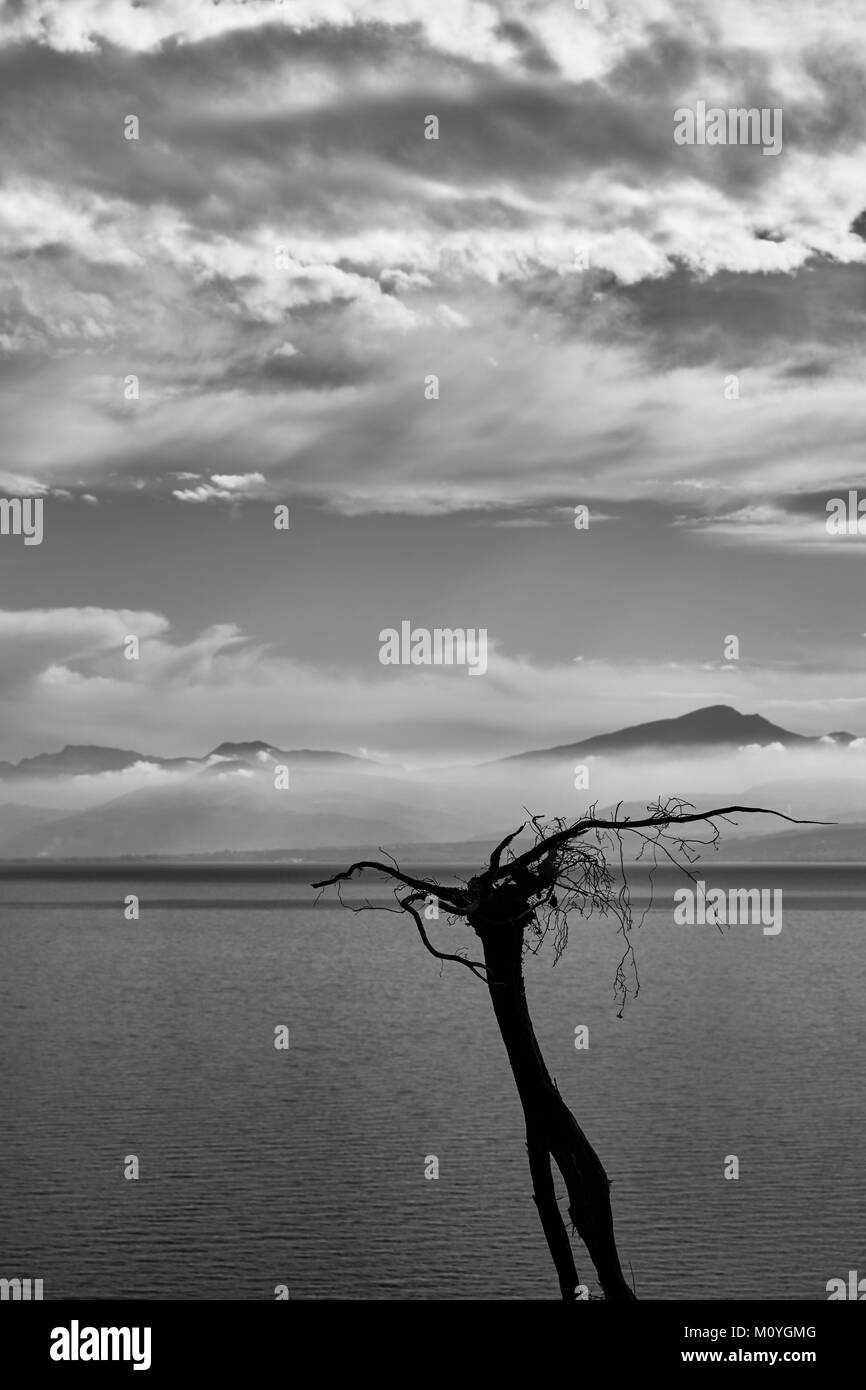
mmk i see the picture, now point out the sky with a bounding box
[1,0,866,762]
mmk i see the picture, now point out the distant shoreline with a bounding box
[1,859,865,878]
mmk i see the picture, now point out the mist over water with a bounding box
[1,869,863,1300]
[3,738,866,860]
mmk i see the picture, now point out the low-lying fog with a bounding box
[0,741,863,857]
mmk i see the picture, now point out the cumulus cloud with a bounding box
[0,0,864,530]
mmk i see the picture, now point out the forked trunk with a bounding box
[472,912,636,1302]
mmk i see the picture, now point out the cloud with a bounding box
[3,0,866,549]
[172,472,267,502]
[0,471,48,495]
[210,473,266,490]
[1,606,865,763]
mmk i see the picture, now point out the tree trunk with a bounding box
[471,911,636,1301]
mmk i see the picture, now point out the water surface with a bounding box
[0,865,863,1299]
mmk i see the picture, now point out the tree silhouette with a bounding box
[314,798,815,1301]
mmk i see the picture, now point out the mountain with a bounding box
[0,766,476,858]
[0,745,174,779]
[208,741,365,766]
[0,803,66,842]
[0,705,863,859]
[2,707,858,784]
[713,822,866,861]
[496,705,854,763]
[0,789,408,857]
[0,741,372,781]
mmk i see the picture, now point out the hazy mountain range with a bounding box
[496,704,858,762]
[0,705,863,861]
[0,741,370,781]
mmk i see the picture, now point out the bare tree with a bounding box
[314,798,816,1301]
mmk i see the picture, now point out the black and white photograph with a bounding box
[0,0,864,1362]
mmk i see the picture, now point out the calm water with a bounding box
[0,865,863,1300]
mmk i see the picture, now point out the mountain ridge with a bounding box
[494,704,858,764]
[0,741,375,780]
[1,705,858,781]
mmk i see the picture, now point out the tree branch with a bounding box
[400,894,489,981]
[312,860,468,912]
[489,822,526,873]
[490,804,830,884]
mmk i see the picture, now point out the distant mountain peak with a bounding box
[208,740,277,759]
[497,703,824,764]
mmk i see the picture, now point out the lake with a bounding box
[0,863,863,1300]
